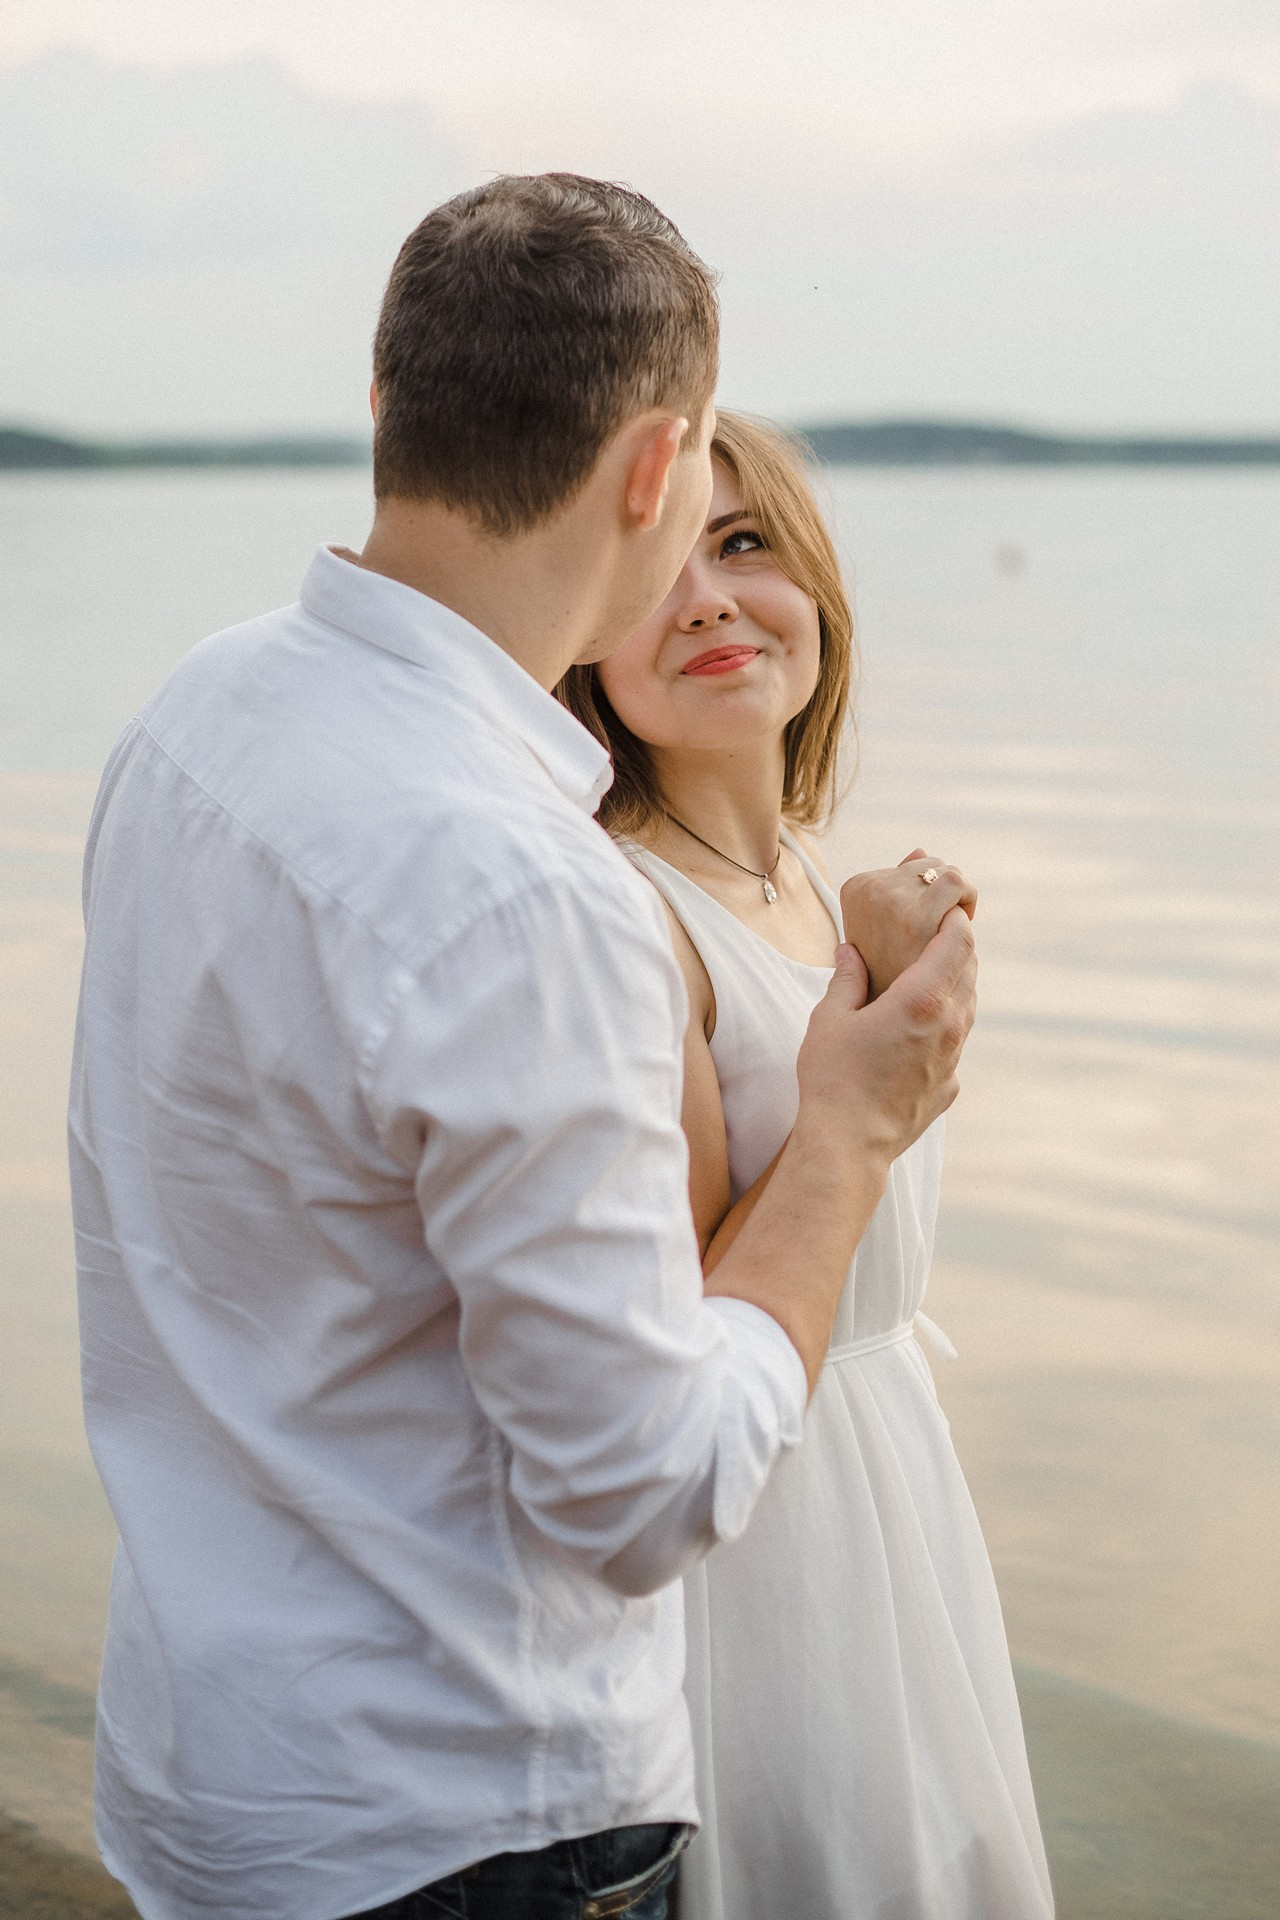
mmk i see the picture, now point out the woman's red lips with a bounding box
[681,645,760,677]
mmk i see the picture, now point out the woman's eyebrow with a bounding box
[706,509,750,534]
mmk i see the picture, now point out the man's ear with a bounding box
[625,415,689,531]
[369,380,379,422]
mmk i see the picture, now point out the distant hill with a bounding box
[0,427,368,470]
[4,420,1280,473]
[796,421,1280,466]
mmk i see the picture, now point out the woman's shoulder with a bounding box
[612,838,716,1037]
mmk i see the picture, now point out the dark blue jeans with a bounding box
[341,1822,689,1920]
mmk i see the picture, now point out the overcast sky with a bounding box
[2,1,1278,434]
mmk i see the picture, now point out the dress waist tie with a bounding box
[824,1311,958,1369]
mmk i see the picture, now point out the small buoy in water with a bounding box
[995,542,1027,575]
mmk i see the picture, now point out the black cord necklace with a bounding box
[665,811,783,905]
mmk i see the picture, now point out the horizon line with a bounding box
[4,418,1280,472]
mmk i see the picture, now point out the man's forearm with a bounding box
[702,1116,892,1397]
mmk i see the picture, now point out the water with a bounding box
[1,467,1278,1908]
[822,469,1280,1751]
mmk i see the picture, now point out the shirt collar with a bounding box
[300,545,613,816]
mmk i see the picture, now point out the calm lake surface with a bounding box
[1,467,1278,1909]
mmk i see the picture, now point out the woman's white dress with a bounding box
[624,832,1054,1920]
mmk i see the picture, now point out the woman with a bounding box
[558,414,1053,1919]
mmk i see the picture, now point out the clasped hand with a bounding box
[840,849,977,1000]
[796,845,977,1172]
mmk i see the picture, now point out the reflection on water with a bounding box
[832,750,1280,1744]
[1,469,1278,1902]
[821,469,1279,1760]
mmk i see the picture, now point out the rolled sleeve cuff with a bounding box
[703,1296,808,1545]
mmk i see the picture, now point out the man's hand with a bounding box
[705,907,977,1393]
[796,903,978,1168]
[840,849,977,1000]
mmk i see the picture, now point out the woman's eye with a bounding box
[720,528,765,558]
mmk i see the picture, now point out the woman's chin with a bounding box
[680,685,803,739]
[665,715,792,758]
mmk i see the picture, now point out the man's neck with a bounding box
[357,497,611,692]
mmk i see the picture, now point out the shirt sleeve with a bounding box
[364,865,808,1598]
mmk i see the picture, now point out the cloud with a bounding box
[0,50,460,273]
[1,51,1277,434]
[977,80,1280,206]
[1038,0,1280,67]
[670,83,1280,429]
[0,52,468,433]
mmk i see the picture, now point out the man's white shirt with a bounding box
[70,547,807,1920]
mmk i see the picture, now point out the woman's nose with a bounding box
[676,569,738,632]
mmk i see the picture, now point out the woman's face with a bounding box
[597,461,822,759]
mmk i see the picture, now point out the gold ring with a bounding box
[920,868,939,885]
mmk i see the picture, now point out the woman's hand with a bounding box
[840,849,977,1000]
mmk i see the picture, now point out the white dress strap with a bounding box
[777,825,843,940]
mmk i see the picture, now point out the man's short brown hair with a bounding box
[372,174,719,535]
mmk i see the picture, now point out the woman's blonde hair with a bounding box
[556,410,856,836]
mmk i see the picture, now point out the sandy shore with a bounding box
[1018,1667,1280,1919]
[3,1664,1279,1918]
[0,1814,135,1917]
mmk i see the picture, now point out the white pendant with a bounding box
[762,878,778,905]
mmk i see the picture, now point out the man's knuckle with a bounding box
[907,984,947,1025]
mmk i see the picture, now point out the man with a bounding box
[71,175,975,1920]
